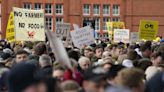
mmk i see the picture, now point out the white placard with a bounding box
[130,32,139,43]
[70,26,95,48]
[13,7,45,41]
[114,29,130,43]
[55,23,71,39]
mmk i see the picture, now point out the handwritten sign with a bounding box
[70,26,95,48]
[55,23,71,39]
[130,32,139,43]
[13,7,45,41]
[114,29,130,43]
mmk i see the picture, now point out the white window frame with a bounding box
[103,18,110,30]
[56,17,63,24]
[45,4,52,14]
[93,4,100,16]
[113,5,120,16]
[34,3,42,10]
[45,17,53,31]
[56,4,63,15]
[103,5,110,16]
[83,4,90,15]
[94,18,100,31]
[23,3,32,9]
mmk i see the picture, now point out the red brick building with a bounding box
[0,0,164,39]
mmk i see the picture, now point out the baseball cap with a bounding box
[83,66,109,82]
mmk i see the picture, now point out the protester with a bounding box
[15,49,29,64]
[7,62,38,92]
[60,80,81,92]
[52,66,65,81]
[83,46,94,60]
[82,66,108,92]
[116,68,145,92]
[39,54,53,77]
[78,56,91,74]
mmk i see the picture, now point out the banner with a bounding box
[13,7,45,41]
[70,26,95,48]
[114,29,130,43]
[130,32,139,43]
[106,22,125,39]
[46,29,72,69]
[6,12,15,42]
[139,20,158,40]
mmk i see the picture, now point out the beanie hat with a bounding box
[7,62,37,92]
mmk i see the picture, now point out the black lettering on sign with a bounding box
[28,24,40,29]
[14,11,22,17]
[19,23,25,28]
[145,24,153,29]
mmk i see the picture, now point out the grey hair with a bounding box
[39,54,52,68]
[78,57,90,65]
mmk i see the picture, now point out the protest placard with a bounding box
[13,7,45,41]
[55,23,71,39]
[130,32,139,43]
[106,22,125,40]
[70,26,95,48]
[6,12,15,42]
[73,24,79,30]
[139,20,158,40]
[114,29,130,43]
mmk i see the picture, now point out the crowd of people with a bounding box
[0,38,164,92]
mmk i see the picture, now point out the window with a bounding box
[103,18,110,30]
[83,4,90,15]
[35,3,42,10]
[45,4,52,14]
[45,17,52,31]
[94,18,100,30]
[83,17,91,27]
[93,5,100,15]
[56,4,63,15]
[113,5,120,16]
[112,17,120,22]
[23,3,31,9]
[103,5,110,15]
[56,17,63,23]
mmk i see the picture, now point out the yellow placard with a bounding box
[139,20,158,40]
[106,22,125,40]
[6,12,15,42]
[106,22,113,39]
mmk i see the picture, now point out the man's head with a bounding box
[116,68,145,92]
[95,45,103,59]
[151,52,164,67]
[78,57,91,71]
[52,66,65,81]
[15,49,29,64]
[83,66,108,92]
[140,41,152,58]
[33,42,47,56]
[39,54,52,68]
[84,47,94,59]
[60,80,80,92]
[7,62,38,92]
